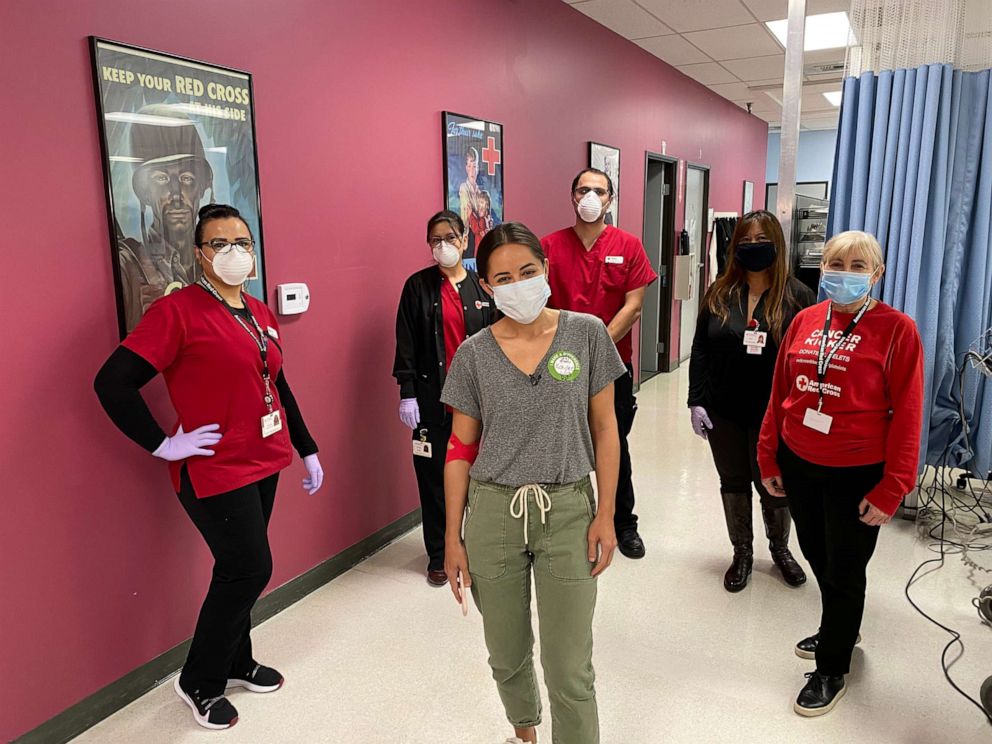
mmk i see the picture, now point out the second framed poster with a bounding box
[443,112,504,271]
[589,141,620,227]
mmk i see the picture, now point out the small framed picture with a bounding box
[743,180,754,214]
[588,141,620,227]
[443,112,504,272]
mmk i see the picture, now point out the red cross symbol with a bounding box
[481,136,501,176]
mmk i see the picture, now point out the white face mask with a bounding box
[576,191,605,223]
[432,241,461,268]
[491,275,551,324]
[208,250,254,286]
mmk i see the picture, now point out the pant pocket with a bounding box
[464,483,508,580]
[547,487,595,581]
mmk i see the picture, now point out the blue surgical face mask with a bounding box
[820,270,873,305]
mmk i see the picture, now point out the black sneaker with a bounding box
[617,529,646,559]
[794,631,862,660]
[226,662,284,693]
[794,671,846,717]
[173,676,239,729]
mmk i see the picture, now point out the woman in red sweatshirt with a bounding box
[758,230,924,718]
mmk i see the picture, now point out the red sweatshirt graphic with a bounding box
[758,301,925,515]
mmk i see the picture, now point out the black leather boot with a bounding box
[721,492,753,593]
[762,505,807,587]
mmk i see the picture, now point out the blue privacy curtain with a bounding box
[828,64,992,476]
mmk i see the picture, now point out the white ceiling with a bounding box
[562,0,849,130]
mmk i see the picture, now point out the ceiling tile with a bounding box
[802,91,840,112]
[635,34,710,65]
[723,53,784,80]
[683,23,783,60]
[675,61,739,85]
[804,48,847,65]
[707,81,754,101]
[742,0,852,23]
[636,0,755,33]
[801,115,840,130]
[573,0,673,39]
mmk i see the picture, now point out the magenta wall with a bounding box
[0,0,766,738]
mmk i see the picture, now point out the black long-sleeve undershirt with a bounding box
[94,346,318,458]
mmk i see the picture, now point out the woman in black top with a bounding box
[688,210,815,592]
[393,210,497,586]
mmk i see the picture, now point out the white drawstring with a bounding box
[510,484,552,546]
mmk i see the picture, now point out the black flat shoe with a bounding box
[617,529,646,559]
[794,671,846,717]
[795,631,861,660]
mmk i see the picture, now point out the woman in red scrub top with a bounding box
[94,204,323,731]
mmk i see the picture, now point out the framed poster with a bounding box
[90,37,267,338]
[743,180,754,214]
[443,112,503,272]
[588,141,620,227]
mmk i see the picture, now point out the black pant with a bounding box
[614,364,638,533]
[177,466,278,697]
[706,412,777,508]
[778,442,884,676]
[412,420,450,571]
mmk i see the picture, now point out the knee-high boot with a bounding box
[761,504,807,587]
[721,492,753,593]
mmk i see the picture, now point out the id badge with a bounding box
[261,409,283,438]
[413,440,433,458]
[803,408,833,434]
[743,330,767,348]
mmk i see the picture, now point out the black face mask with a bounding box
[734,241,777,271]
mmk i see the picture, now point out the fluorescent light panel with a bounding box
[767,12,852,52]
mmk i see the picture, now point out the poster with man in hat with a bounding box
[91,38,265,335]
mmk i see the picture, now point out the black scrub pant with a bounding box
[777,442,884,676]
[412,420,450,572]
[614,364,639,534]
[706,412,778,507]
[177,465,278,697]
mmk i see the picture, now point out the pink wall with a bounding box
[0,0,766,738]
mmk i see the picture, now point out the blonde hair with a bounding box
[822,230,885,270]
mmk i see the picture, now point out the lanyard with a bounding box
[815,295,871,411]
[198,279,274,412]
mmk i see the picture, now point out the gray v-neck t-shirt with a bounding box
[441,310,627,487]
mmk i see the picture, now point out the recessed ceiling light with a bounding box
[823,91,843,106]
[767,12,853,51]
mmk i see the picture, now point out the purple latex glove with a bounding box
[690,406,714,440]
[152,424,222,461]
[302,453,323,495]
[399,398,420,429]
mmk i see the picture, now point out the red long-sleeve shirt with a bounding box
[757,301,925,515]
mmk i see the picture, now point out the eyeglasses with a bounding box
[574,187,609,198]
[428,234,461,248]
[200,239,255,255]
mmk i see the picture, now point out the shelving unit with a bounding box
[792,194,829,293]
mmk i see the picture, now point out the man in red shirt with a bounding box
[542,168,658,558]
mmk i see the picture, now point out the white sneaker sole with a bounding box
[225,677,283,693]
[174,676,238,730]
[794,683,846,717]
[794,634,862,660]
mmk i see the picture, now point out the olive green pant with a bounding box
[465,477,599,744]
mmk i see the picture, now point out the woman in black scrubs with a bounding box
[94,204,322,730]
[393,210,497,586]
[688,210,814,592]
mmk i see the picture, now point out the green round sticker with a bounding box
[548,351,581,381]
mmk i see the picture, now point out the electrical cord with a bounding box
[906,355,992,722]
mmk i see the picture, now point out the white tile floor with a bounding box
[72,369,992,743]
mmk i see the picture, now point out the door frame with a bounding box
[640,151,679,378]
[679,162,710,365]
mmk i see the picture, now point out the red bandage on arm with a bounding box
[446,432,480,465]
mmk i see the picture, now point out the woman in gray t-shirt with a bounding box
[441,222,626,744]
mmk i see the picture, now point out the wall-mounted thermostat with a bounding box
[277,283,310,315]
